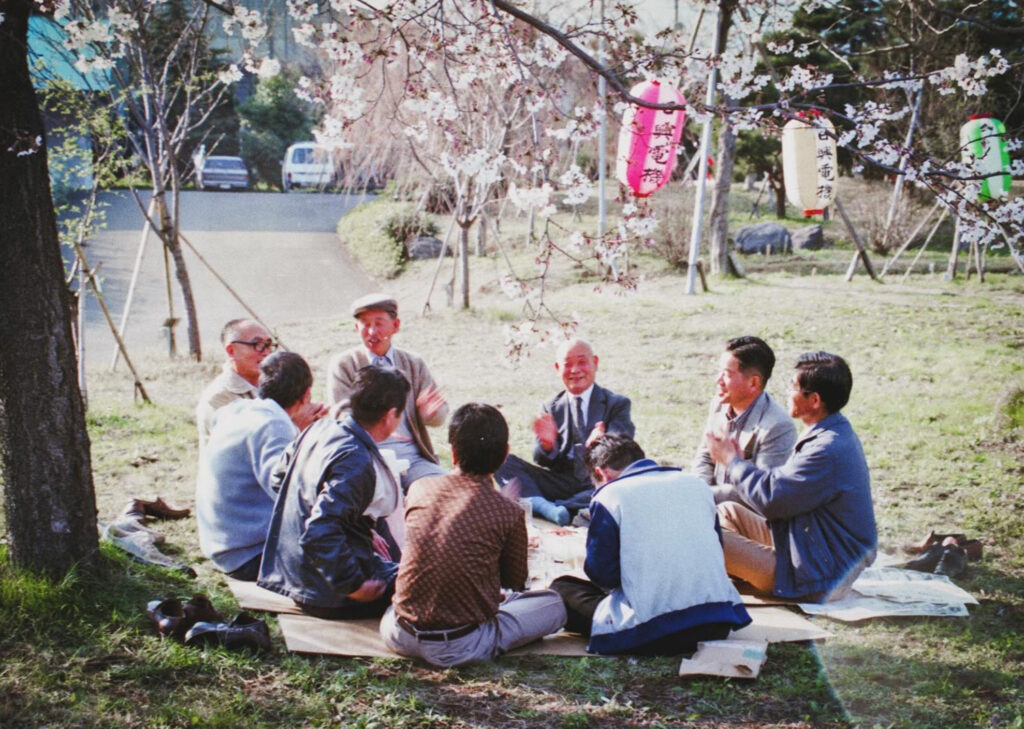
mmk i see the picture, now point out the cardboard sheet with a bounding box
[273,606,827,659]
[278,613,593,658]
[731,606,834,643]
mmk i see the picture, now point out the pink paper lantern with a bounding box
[616,79,686,198]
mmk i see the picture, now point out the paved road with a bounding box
[95,189,372,231]
[75,191,377,360]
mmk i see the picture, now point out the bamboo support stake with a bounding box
[835,197,879,282]
[880,201,941,278]
[72,239,151,403]
[900,207,949,283]
[176,232,286,351]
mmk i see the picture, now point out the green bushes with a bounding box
[336,200,439,279]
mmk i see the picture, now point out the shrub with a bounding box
[382,210,440,246]
[335,200,410,279]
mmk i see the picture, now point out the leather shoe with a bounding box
[958,539,983,561]
[183,593,223,624]
[136,497,191,520]
[903,531,966,555]
[903,543,944,572]
[935,545,967,579]
[146,594,224,640]
[146,597,187,640]
[184,612,271,652]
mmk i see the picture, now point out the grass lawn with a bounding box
[2,187,1023,728]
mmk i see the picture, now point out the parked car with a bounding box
[197,155,250,191]
[281,142,335,191]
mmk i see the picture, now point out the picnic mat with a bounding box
[228,579,830,658]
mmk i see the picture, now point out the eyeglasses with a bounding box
[232,339,278,354]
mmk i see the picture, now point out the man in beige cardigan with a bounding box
[326,293,448,491]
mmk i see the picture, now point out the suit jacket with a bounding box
[325,346,448,463]
[692,391,797,506]
[533,384,635,484]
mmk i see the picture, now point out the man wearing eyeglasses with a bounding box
[706,351,877,603]
[196,319,278,447]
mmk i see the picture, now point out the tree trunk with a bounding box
[704,2,736,276]
[153,192,202,360]
[773,179,787,219]
[0,1,99,577]
[708,96,737,276]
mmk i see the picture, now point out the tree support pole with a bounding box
[900,207,949,283]
[878,86,923,253]
[684,5,721,295]
[945,218,962,280]
[835,197,878,281]
[71,239,151,403]
[176,231,286,350]
[110,194,156,371]
[880,200,940,278]
[422,214,457,315]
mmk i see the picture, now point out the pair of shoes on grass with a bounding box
[902,539,969,579]
[146,594,270,652]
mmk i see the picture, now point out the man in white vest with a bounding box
[550,433,750,655]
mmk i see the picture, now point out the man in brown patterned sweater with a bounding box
[380,403,566,667]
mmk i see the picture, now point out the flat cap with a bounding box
[351,292,398,319]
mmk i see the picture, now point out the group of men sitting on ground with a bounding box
[194,293,877,667]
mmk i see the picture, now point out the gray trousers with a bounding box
[380,590,567,667]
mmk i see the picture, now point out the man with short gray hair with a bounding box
[196,318,278,447]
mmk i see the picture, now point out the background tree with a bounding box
[62,0,269,360]
[238,69,315,188]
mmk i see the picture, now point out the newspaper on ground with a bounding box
[797,565,977,622]
[679,639,769,679]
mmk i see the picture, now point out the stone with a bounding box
[735,222,792,254]
[791,224,828,250]
[406,235,449,260]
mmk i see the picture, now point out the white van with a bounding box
[281,142,335,191]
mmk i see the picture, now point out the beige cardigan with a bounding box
[325,346,448,463]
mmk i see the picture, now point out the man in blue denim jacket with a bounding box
[707,351,877,602]
[258,365,411,618]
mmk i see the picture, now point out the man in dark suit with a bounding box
[496,339,634,525]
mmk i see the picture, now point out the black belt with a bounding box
[397,616,477,642]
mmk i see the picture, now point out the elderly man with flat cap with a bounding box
[325,293,448,491]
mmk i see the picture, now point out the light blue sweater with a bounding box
[196,398,296,572]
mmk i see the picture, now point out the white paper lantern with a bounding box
[782,114,838,217]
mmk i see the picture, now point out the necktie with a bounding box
[573,396,586,442]
[372,354,390,369]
